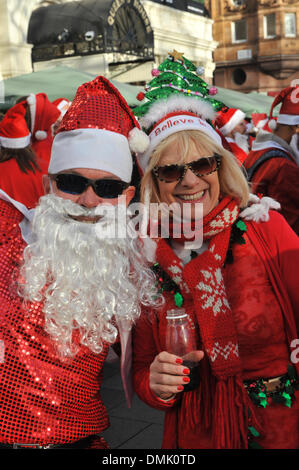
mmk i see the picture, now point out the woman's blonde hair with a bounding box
[140,129,250,208]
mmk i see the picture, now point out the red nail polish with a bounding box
[183,377,190,383]
[176,358,183,364]
[183,368,190,375]
[177,385,184,391]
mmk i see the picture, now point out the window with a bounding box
[232,19,247,43]
[233,68,247,85]
[285,13,296,37]
[264,13,276,39]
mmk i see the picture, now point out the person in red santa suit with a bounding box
[244,86,299,235]
[0,76,159,449]
[215,106,249,165]
[130,55,299,449]
[0,95,61,209]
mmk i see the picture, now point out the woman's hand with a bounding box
[149,350,204,401]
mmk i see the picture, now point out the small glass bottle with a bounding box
[165,308,200,392]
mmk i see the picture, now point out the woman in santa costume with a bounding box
[0,94,60,208]
[131,53,299,449]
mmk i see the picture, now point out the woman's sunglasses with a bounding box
[153,154,221,183]
[52,173,129,199]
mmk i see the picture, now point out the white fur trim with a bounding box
[57,100,71,117]
[277,114,299,126]
[35,130,47,141]
[49,129,133,182]
[26,94,35,106]
[240,195,281,222]
[247,193,260,204]
[137,114,222,174]
[0,133,31,148]
[256,118,268,129]
[268,119,277,130]
[128,127,150,153]
[0,189,35,243]
[251,139,285,153]
[140,95,216,130]
[27,93,36,134]
[219,109,246,136]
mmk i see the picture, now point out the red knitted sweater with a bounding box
[133,211,299,449]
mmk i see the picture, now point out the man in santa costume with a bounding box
[244,85,299,235]
[215,106,249,165]
[0,76,158,449]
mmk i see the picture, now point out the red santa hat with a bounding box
[0,101,31,148]
[251,113,269,132]
[268,85,299,130]
[263,117,276,133]
[27,93,61,141]
[49,76,149,182]
[52,98,72,117]
[136,95,222,174]
[215,107,246,136]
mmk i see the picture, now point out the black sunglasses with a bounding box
[52,173,129,199]
[152,154,221,183]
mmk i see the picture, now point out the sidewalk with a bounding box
[101,355,164,450]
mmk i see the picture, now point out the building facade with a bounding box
[208,0,299,93]
[0,0,217,85]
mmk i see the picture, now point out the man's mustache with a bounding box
[41,194,118,220]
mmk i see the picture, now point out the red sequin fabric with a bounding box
[0,199,110,445]
[58,75,139,138]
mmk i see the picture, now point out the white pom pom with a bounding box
[240,195,280,222]
[268,119,277,130]
[248,193,260,204]
[27,94,35,105]
[35,130,47,141]
[128,127,150,153]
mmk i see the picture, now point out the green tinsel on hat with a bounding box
[134,50,225,119]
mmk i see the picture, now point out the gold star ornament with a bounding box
[168,49,185,63]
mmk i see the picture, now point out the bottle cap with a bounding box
[166,308,187,320]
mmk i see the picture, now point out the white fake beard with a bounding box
[234,132,249,154]
[290,133,299,166]
[19,194,161,358]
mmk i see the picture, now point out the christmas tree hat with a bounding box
[134,50,224,120]
[133,50,226,174]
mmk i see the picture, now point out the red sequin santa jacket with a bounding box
[0,199,110,445]
[132,211,299,449]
